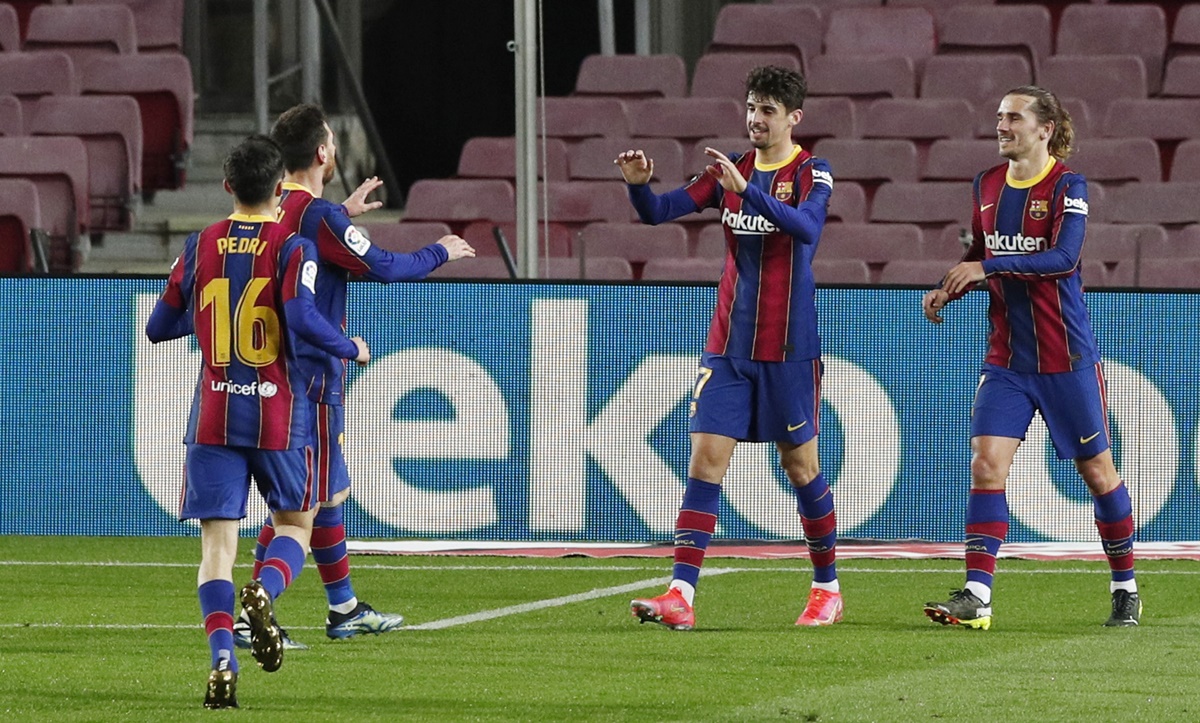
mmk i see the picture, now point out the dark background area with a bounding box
[362,1,637,195]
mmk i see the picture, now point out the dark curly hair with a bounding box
[270,103,329,173]
[223,134,283,205]
[746,65,807,111]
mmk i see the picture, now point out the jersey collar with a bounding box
[755,144,802,172]
[282,181,315,195]
[1006,157,1056,189]
[227,213,275,223]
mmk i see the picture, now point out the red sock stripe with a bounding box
[676,509,717,533]
[263,558,294,588]
[965,551,998,576]
[317,558,351,585]
[204,611,234,636]
[1096,518,1134,540]
[801,512,836,539]
[310,524,346,549]
[966,521,1008,541]
[674,546,706,568]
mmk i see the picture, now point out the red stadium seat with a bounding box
[1102,259,1135,289]
[576,222,688,263]
[626,98,744,142]
[0,3,20,51]
[771,0,879,9]
[1107,183,1200,227]
[1170,224,1200,257]
[569,137,684,183]
[810,139,919,183]
[818,223,923,264]
[792,97,857,142]
[887,0,994,17]
[74,0,183,53]
[542,256,633,281]
[690,52,801,100]
[0,135,88,272]
[80,53,194,194]
[540,181,635,224]
[708,4,823,68]
[922,139,1003,181]
[1061,99,1095,143]
[870,182,973,227]
[812,259,872,284]
[861,98,975,140]
[693,225,726,258]
[920,55,1032,137]
[538,97,629,139]
[1136,258,1200,289]
[824,8,937,73]
[461,220,573,258]
[457,136,569,182]
[1086,223,1168,264]
[0,95,22,136]
[937,5,1051,70]
[924,225,972,260]
[1078,259,1109,289]
[574,54,687,99]
[0,51,79,118]
[405,179,515,224]
[691,136,750,169]
[24,4,137,66]
[806,55,916,103]
[1170,139,1200,182]
[428,256,513,280]
[878,258,952,285]
[1068,138,1160,186]
[641,257,723,283]
[0,178,39,273]
[1037,56,1147,121]
[1056,4,1167,95]
[1102,100,1200,140]
[1161,57,1200,98]
[360,221,452,254]
[1084,181,1109,225]
[828,180,866,223]
[28,95,142,231]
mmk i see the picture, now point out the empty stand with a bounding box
[1086,223,1168,265]
[1103,100,1200,140]
[360,221,452,254]
[1137,259,1200,289]
[824,8,937,73]
[878,259,953,285]
[1037,56,1147,120]
[708,4,822,68]
[457,136,569,182]
[0,178,39,273]
[540,181,634,224]
[1107,183,1200,227]
[570,137,684,183]
[574,54,687,99]
[921,55,1032,137]
[887,0,995,14]
[0,52,79,117]
[870,182,972,227]
[641,257,723,282]
[817,223,923,264]
[461,220,572,258]
[1068,138,1160,186]
[811,259,872,284]
[1102,260,1135,289]
[538,97,629,139]
[690,52,800,100]
[1061,99,1094,143]
[828,181,866,224]
[626,98,744,142]
[1085,181,1108,225]
[861,98,974,140]
[771,0,880,8]
[810,139,919,183]
[404,179,515,224]
[24,4,137,66]
[542,256,633,281]
[923,139,1004,181]
[74,0,186,53]
[0,3,19,52]
[80,53,193,194]
[1170,139,1200,182]
[1161,56,1200,98]
[0,135,88,272]
[1079,260,1109,289]
[1056,4,1167,95]
[806,55,916,102]
[925,225,973,260]
[0,94,21,135]
[793,97,857,142]
[429,256,513,280]
[693,225,726,258]
[576,222,688,263]
[1170,225,1200,257]
[937,5,1052,69]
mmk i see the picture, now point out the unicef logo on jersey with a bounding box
[210,380,279,397]
[259,381,279,398]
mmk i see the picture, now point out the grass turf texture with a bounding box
[1,537,1198,721]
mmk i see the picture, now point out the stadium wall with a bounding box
[1,277,1196,542]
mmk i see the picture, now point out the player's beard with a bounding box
[322,154,337,184]
[748,124,769,149]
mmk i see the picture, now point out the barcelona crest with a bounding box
[774,181,793,201]
[1029,199,1049,220]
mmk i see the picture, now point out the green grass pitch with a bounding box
[2,537,1199,721]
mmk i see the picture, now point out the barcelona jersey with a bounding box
[278,183,447,405]
[158,215,318,449]
[963,158,1099,374]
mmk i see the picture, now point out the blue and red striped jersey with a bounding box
[683,146,833,362]
[964,158,1100,374]
[278,183,447,405]
[157,215,319,449]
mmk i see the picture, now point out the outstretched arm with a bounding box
[616,149,704,224]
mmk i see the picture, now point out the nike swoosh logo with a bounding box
[1080,431,1101,444]
[787,421,807,432]
[980,203,994,212]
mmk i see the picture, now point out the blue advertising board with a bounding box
[0,277,1196,542]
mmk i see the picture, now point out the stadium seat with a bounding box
[0,95,21,136]
[1084,181,1108,225]
[0,135,88,272]
[1170,224,1200,257]
[1068,138,1160,186]
[1056,4,1167,95]
[707,4,823,68]
[806,55,916,103]
[922,139,1003,181]
[693,224,726,258]
[0,51,79,118]
[920,55,1032,137]
[812,259,871,284]
[573,54,687,99]
[870,182,972,227]
[542,256,633,281]
[1061,99,1095,143]
[641,257,723,283]
[1036,56,1147,120]
[0,177,39,273]
[691,136,751,168]
[626,98,744,142]
[1136,258,1200,289]
[541,181,635,224]
[404,179,515,223]
[1106,183,1200,227]
[24,4,137,66]
[690,52,800,100]
[1101,260,1135,289]
[792,97,857,142]
[28,95,142,231]
[576,222,688,264]
[887,0,994,16]
[924,225,972,260]
[457,136,569,182]
[1086,223,1168,265]
[824,8,937,73]
[1161,57,1200,98]
[359,221,452,254]
[0,4,19,51]
[828,181,866,224]
[538,97,630,139]
[1079,259,1109,289]
[937,5,1052,70]
[428,256,513,280]
[817,223,922,264]
[1102,100,1200,140]
[569,137,684,183]
[1170,139,1200,182]
[80,53,194,194]
[861,98,974,140]
[878,258,953,285]
[461,220,573,258]
[810,138,919,183]
[74,0,185,53]
[771,0,880,9]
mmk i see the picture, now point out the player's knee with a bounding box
[969,454,1010,488]
[781,460,820,487]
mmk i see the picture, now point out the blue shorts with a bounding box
[688,352,821,444]
[312,402,350,503]
[180,444,315,520]
[971,362,1110,460]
